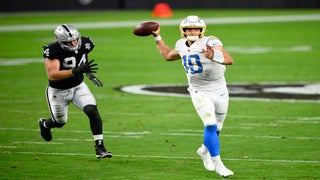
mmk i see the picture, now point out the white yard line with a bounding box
[159,133,319,140]
[0,14,319,32]
[0,127,318,140]
[1,151,318,164]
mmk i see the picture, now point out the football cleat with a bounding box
[197,145,215,171]
[38,118,52,141]
[213,160,234,177]
[95,145,112,159]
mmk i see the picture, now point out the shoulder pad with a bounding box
[206,36,223,47]
[42,42,60,59]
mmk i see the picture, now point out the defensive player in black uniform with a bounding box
[39,24,112,158]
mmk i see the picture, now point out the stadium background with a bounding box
[1,0,320,12]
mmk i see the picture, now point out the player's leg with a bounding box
[190,89,233,177]
[73,82,112,158]
[211,88,233,177]
[39,86,69,141]
[213,87,230,135]
[189,89,216,171]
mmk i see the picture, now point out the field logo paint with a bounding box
[117,83,320,102]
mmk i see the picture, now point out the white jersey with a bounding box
[174,36,226,91]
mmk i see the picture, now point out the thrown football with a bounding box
[133,21,159,36]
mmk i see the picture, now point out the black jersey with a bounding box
[42,37,95,89]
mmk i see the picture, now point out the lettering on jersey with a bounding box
[182,54,203,74]
[43,48,50,57]
[62,54,87,68]
[116,83,320,102]
[63,57,76,68]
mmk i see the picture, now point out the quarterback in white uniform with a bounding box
[152,16,234,177]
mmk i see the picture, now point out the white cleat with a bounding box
[214,161,234,178]
[196,146,215,171]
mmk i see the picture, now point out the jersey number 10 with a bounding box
[182,54,203,74]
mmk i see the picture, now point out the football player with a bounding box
[151,16,234,177]
[39,24,112,159]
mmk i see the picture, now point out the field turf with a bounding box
[0,9,319,179]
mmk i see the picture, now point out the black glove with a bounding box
[72,59,98,75]
[86,72,103,87]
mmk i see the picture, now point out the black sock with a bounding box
[44,118,55,128]
[95,139,104,146]
[44,118,65,128]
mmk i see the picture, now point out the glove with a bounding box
[86,72,103,87]
[72,59,98,75]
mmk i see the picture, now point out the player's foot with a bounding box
[38,118,52,141]
[197,145,215,171]
[95,145,112,159]
[213,160,234,177]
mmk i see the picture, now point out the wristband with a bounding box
[212,50,224,63]
[154,35,162,41]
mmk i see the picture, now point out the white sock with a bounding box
[93,134,103,141]
[212,155,222,164]
[201,144,208,153]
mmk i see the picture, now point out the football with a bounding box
[133,21,159,36]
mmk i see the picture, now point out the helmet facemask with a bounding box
[54,24,82,52]
[179,15,206,41]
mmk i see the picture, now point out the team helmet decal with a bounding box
[54,24,82,51]
[179,15,206,41]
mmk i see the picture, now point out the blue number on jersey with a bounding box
[182,54,203,74]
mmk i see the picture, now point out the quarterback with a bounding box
[39,24,112,158]
[152,16,234,177]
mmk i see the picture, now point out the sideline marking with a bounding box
[0,58,42,66]
[227,45,311,54]
[1,151,318,164]
[0,45,312,66]
[0,14,320,32]
[13,141,63,144]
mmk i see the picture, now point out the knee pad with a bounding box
[83,105,97,115]
[216,113,226,131]
[203,116,216,126]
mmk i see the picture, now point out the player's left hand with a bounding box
[86,72,103,87]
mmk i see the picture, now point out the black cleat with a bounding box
[95,145,112,159]
[38,118,52,141]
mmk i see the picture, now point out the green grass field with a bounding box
[0,9,319,179]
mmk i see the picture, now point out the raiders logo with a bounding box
[117,83,320,102]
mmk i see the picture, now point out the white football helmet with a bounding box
[180,15,206,41]
[54,24,82,51]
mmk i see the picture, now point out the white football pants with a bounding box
[46,82,96,123]
[188,87,229,131]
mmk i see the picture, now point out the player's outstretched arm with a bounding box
[152,27,180,61]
